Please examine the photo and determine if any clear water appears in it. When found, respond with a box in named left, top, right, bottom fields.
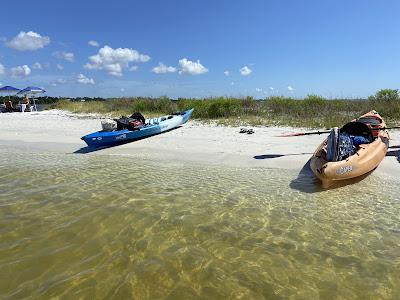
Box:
left=1, top=146, right=400, bottom=299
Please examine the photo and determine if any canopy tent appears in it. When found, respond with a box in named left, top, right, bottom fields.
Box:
left=16, top=86, right=46, bottom=111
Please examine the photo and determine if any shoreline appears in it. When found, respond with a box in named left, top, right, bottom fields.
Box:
left=1, top=110, right=399, bottom=180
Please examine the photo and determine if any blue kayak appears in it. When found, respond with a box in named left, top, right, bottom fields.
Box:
left=81, top=108, right=194, bottom=147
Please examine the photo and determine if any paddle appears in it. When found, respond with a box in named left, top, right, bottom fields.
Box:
left=277, top=126, right=400, bottom=137
left=277, top=130, right=330, bottom=137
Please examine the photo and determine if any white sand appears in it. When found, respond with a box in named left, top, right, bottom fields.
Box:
left=1, top=110, right=399, bottom=179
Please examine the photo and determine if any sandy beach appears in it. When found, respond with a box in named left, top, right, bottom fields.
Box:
left=1, top=110, right=399, bottom=179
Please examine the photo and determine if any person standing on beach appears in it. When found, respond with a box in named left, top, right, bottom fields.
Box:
left=20, top=95, right=30, bottom=112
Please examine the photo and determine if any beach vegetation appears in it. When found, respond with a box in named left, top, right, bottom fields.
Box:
left=368, top=89, right=399, bottom=102
left=48, top=91, right=400, bottom=128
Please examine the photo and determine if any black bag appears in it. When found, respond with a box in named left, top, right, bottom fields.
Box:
left=129, top=112, right=145, bottom=124
left=115, top=116, right=131, bottom=130
left=115, top=112, right=145, bottom=130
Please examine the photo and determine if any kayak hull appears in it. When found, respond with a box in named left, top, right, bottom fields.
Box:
left=310, top=111, right=389, bottom=187
left=81, top=109, right=193, bottom=147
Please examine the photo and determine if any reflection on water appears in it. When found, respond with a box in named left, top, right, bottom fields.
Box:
left=0, top=146, right=400, bottom=299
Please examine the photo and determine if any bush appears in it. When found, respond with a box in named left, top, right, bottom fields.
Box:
left=304, top=94, right=326, bottom=105
left=369, top=89, right=399, bottom=102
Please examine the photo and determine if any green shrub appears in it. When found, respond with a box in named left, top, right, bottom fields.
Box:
left=369, top=89, right=399, bottom=102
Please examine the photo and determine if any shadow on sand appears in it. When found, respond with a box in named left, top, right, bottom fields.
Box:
left=387, top=145, right=400, bottom=163
left=74, top=126, right=182, bottom=154
left=289, top=146, right=400, bottom=193
left=288, top=159, right=325, bottom=193
left=289, top=159, right=374, bottom=193
left=254, top=146, right=400, bottom=193
left=253, top=153, right=312, bottom=160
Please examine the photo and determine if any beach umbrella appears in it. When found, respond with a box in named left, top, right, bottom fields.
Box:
left=0, top=85, right=20, bottom=100
left=17, top=86, right=46, bottom=95
left=17, top=86, right=46, bottom=111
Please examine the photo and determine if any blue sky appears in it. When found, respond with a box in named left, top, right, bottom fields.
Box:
left=1, top=0, right=400, bottom=98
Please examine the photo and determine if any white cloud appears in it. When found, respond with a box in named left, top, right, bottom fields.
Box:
left=6, top=31, right=50, bottom=51
left=178, top=58, right=208, bottom=75
left=88, top=40, right=99, bottom=47
left=56, top=64, right=64, bottom=70
left=269, top=87, right=274, bottom=91
left=231, top=81, right=235, bottom=86
left=10, top=65, right=31, bottom=77
left=120, top=88, right=125, bottom=92
left=152, top=62, right=177, bottom=74
left=51, top=78, right=67, bottom=86
left=32, top=62, right=42, bottom=70
left=288, top=86, right=294, bottom=91
left=0, top=64, right=5, bottom=75
left=76, top=74, right=95, bottom=85
left=224, top=71, right=230, bottom=76
left=255, top=88, right=262, bottom=92
left=84, top=45, right=150, bottom=76
left=240, top=66, right=252, bottom=76
left=129, top=66, right=138, bottom=71
left=63, top=52, right=74, bottom=62
left=54, top=51, right=75, bottom=62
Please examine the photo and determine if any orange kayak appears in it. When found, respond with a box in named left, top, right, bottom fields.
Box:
left=310, top=111, right=389, bottom=187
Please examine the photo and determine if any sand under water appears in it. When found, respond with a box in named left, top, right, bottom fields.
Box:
left=1, top=111, right=400, bottom=299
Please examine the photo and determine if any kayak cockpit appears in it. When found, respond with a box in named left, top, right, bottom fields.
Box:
left=325, top=121, right=374, bottom=162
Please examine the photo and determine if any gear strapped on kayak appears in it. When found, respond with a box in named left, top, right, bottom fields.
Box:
left=113, top=112, right=146, bottom=131
left=81, top=109, right=194, bottom=148
left=326, top=121, right=373, bottom=162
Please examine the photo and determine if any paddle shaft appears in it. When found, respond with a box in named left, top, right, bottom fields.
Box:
left=294, top=130, right=330, bottom=136
left=279, top=126, right=400, bottom=137
left=376, top=126, right=400, bottom=130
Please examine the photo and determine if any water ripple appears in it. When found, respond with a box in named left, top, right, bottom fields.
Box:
left=0, top=145, right=399, bottom=299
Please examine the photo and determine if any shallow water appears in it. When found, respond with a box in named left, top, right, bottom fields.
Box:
left=0, top=146, right=399, bottom=299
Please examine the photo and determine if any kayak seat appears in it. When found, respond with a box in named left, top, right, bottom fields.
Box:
left=357, top=116, right=383, bottom=138
left=341, top=121, right=373, bottom=143
left=326, top=127, right=339, bottom=162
